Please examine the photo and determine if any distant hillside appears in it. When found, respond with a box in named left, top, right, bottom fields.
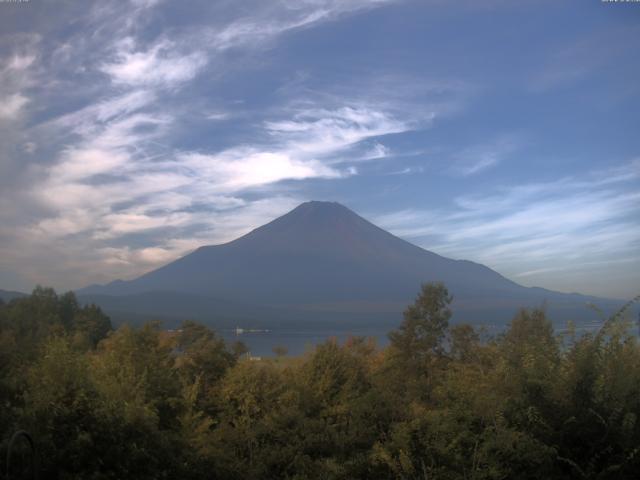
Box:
left=78, top=201, right=623, bottom=328
left=0, top=289, right=28, bottom=303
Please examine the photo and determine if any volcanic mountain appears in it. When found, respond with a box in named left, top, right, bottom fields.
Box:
left=78, top=201, right=618, bottom=327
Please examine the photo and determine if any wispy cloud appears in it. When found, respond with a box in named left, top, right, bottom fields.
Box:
left=207, top=0, right=398, bottom=51
left=0, top=34, right=40, bottom=194
left=264, top=105, right=408, bottom=162
left=450, top=135, right=522, bottom=176
left=205, top=111, right=231, bottom=121
left=174, top=104, right=410, bottom=192
left=0, top=93, right=29, bottom=119
left=388, top=165, right=425, bottom=175
left=100, top=37, right=207, bottom=87
left=35, top=102, right=409, bottom=238
left=529, top=25, right=640, bottom=92
left=375, top=160, right=640, bottom=297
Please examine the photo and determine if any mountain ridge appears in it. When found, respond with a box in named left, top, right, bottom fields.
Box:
left=0, top=289, right=28, bottom=303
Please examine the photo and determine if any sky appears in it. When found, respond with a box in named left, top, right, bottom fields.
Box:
left=0, top=0, right=638, bottom=299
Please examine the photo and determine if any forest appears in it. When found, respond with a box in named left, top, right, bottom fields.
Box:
left=1, top=284, right=639, bottom=480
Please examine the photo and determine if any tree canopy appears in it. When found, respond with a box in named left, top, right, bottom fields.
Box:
left=1, top=284, right=639, bottom=479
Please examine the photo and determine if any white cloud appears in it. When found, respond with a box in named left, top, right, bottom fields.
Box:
left=94, top=90, right=156, bottom=123
left=101, top=37, right=207, bottom=87
left=97, top=211, right=194, bottom=238
left=457, top=156, right=498, bottom=176
left=206, top=111, right=231, bottom=121
left=166, top=104, right=411, bottom=196
left=51, top=148, right=130, bottom=182
left=451, top=135, right=521, bottom=176
left=5, top=54, right=36, bottom=71
left=360, top=142, right=391, bottom=161
left=180, top=150, right=344, bottom=191
left=265, top=106, right=408, bottom=160
left=208, top=0, right=396, bottom=51
left=0, top=94, right=29, bottom=119
left=0, top=40, right=39, bottom=130
left=389, top=165, right=425, bottom=175
left=129, top=0, right=163, bottom=8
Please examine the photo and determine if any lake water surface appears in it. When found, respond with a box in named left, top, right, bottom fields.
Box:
left=219, top=319, right=617, bottom=357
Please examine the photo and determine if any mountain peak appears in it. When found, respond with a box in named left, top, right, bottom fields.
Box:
left=297, top=200, right=348, bottom=208
left=289, top=200, right=354, bottom=217
left=241, top=200, right=369, bottom=243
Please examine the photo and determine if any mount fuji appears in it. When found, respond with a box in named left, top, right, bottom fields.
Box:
left=78, top=201, right=620, bottom=328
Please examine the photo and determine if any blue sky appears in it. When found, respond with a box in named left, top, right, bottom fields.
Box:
left=0, top=0, right=638, bottom=299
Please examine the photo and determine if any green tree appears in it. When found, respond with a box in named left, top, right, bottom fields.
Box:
left=72, top=303, right=112, bottom=348
left=449, top=323, right=480, bottom=363
left=212, top=360, right=291, bottom=479
left=388, top=282, right=452, bottom=363
left=384, top=282, right=452, bottom=403
left=175, top=320, right=238, bottom=414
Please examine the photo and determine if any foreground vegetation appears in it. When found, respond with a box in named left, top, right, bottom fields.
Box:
left=1, top=284, right=639, bottom=479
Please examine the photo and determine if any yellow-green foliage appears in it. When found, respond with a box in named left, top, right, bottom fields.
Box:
left=1, top=285, right=639, bottom=479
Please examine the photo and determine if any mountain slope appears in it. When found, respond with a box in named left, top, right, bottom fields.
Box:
left=0, top=289, right=28, bottom=303
left=79, top=201, right=620, bottom=325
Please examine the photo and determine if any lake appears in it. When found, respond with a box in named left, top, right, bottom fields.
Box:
left=218, top=319, right=621, bottom=357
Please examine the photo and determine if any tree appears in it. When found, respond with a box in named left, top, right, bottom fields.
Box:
left=449, top=323, right=480, bottom=363
left=175, top=320, right=237, bottom=413
left=213, top=360, right=291, bottom=479
left=58, top=291, right=79, bottom=330
left=72, top=303, right=112, bottom=348
left=388, top=282, right=452, bottom=366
